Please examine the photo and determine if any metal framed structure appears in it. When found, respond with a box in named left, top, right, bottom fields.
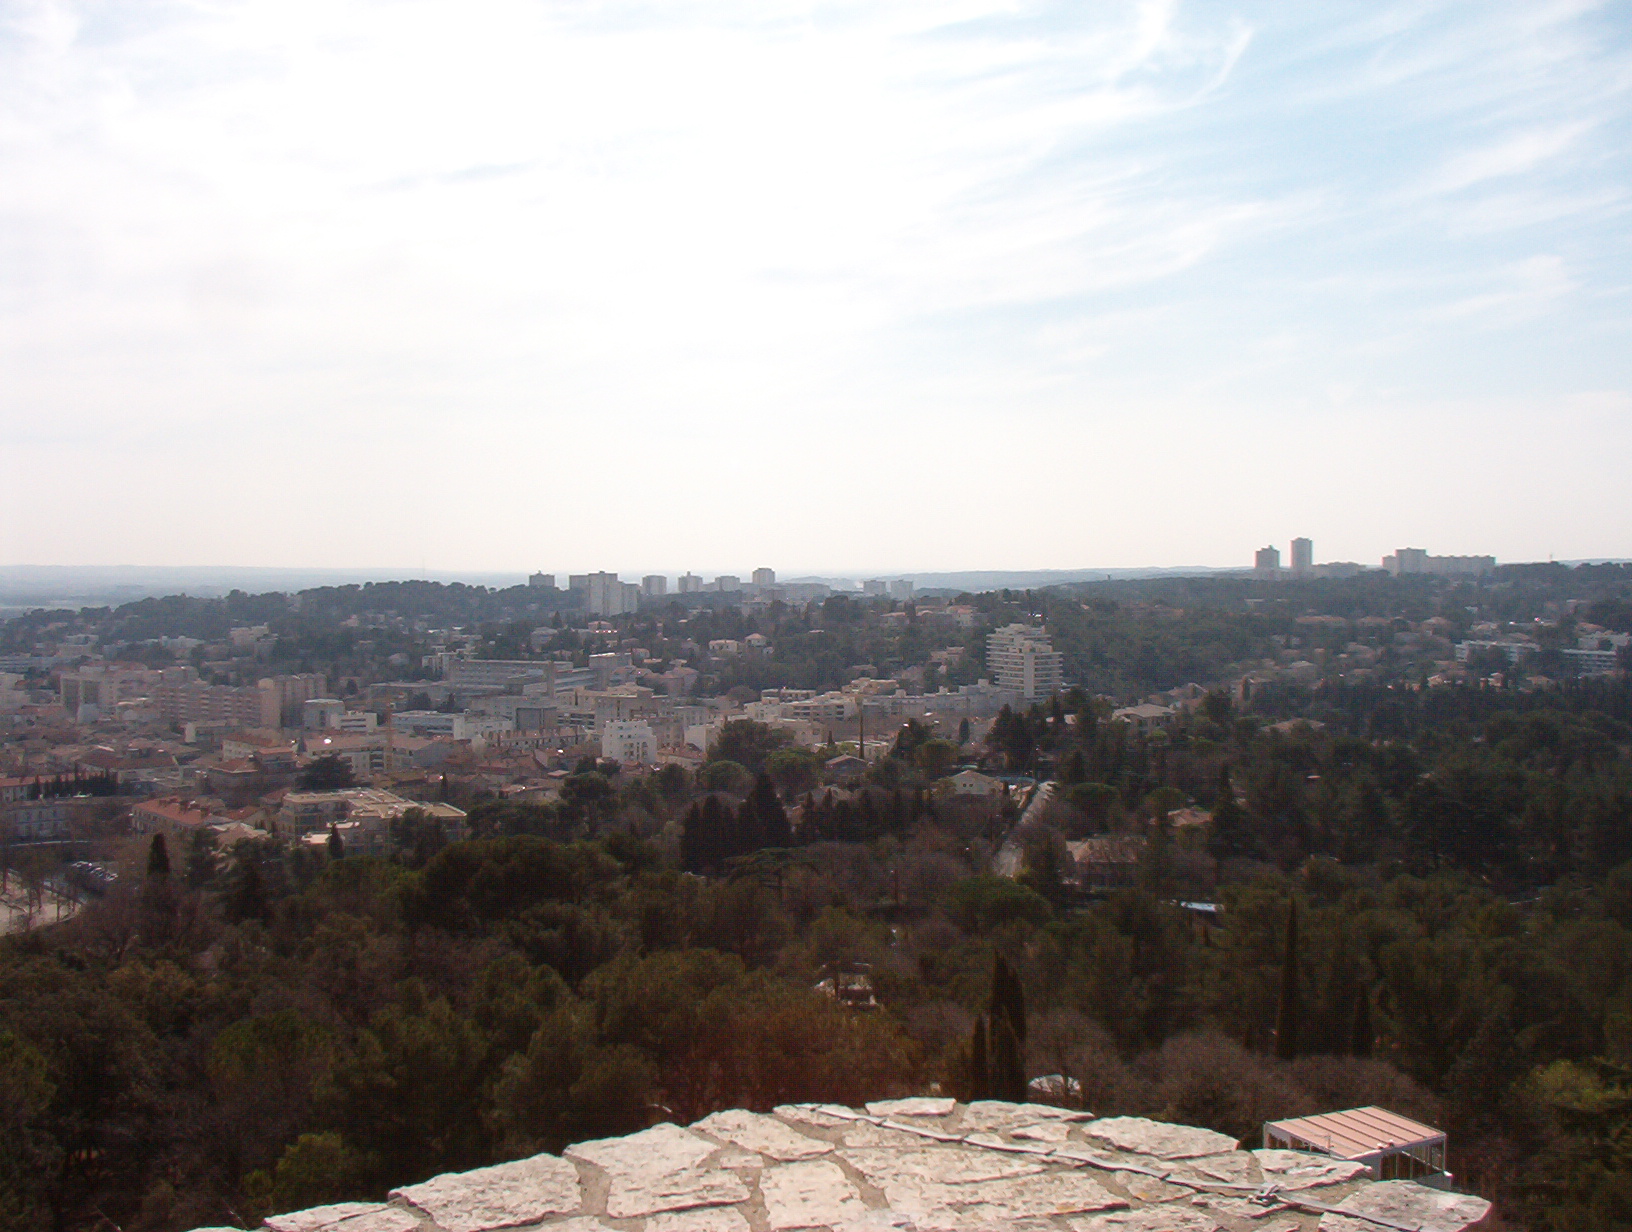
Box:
left=1263, top=1106, right=1449, bottom=1184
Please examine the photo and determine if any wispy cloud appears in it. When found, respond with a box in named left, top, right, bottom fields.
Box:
left=1, top=0, right=1630, bottom=570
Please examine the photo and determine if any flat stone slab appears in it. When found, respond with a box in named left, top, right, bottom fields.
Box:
left=1170, top=1151, right=1258, bottom=1185
left=604, top=1168, right=751, bottom=1219
left=1070, top=1208, right=1222, bottom=1232
left=1114, top=1171, right=1192, bottom=1204
left=645, top=1209, right=752, bottom=1232
left=959, top=1101, right=1090, bottom=1134
left=1319, top=1181, right=1492, bottom=1232
left=1254, top=1149, right=1370, bottom=1189
left=566, top=1123, right=717, bottom=1176
left=760, top=1159, right=869, bottom=1230
left=840, top=1122, right=936, bottom=1148
left=840, top=1145, right=1047, bottom=1187
left=1081, top=1117, right=1240, bottom=1160
left=883, top=1172, right=1128, bottom=1229
left=693, top=1110, right=832, bottom=1160
left=265, top=1204, right=384, bottom=1232
left=866, top=1097, right=956, bottom=1118
left=391, top=1154, right=580, bottom=1232
left=1009, top=1121, right=1073, bottom=1143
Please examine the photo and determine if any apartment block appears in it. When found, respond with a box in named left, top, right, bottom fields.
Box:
left=985, top=624, right=1065, bottom=701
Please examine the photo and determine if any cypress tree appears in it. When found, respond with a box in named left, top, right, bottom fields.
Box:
left=748, top=774, right=791, bottom=848
left=227, top=857, right=271, bottom=924
left=327, top=824, right=345, bottom=860
left=699, top=794, right=731, bottom=867
left=990, top=951, right=1028, bottom=1044
left=1351, top=985, right=1373, bottom=1058
left=146, top=832, right=171, bottom=880
left=986, top=952, right=1028, bottom=1101
left=680, top=802, right=703, bottom=872
left=1274, top=901, right=1301, bottom=1060
left=968, top=1014, right=990, bottom=1101
left=990, top=1007, right=1026, bottom=1102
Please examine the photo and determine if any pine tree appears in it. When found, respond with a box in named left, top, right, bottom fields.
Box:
left=1274, top=900, right=1301, bottom=1060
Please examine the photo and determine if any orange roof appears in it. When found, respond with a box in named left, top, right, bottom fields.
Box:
left=1265, top=1106, right=1443, bottom=1160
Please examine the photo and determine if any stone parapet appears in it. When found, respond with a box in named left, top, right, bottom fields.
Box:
left=195, top=1100, right=1493, bottom=1232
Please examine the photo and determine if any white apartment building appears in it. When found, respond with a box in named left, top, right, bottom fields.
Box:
left=714, top=575, right=742, bottom=592
left=752, top=568, right=776, bottom=586
left=678, top=573, right=703, bottom=593
left=1383, top=549, right=1496, bottom=577
left=985, top=624, right=1065, bottom=701
left=641, top=575, right=667, bottom=597
left=582, top=572, right=640, bottom=616
left=303, top=698, right=346, bottom=729
left=601, top=719, right=656, bottom=765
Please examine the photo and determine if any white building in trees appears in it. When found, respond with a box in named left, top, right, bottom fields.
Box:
left=985, top=624, right=1064, bottom=701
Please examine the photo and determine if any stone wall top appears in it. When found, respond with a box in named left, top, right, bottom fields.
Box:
left=202, top=1101, right=1493, bottom=1232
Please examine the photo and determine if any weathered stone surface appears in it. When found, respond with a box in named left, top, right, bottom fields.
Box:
left=840, top=1122, right=934, bottom=1148
left=883, top=1171, right=1128, bottom=1229
left=866, top=1097, right=956, bottom=1118
left=571, top=1123, right=748, bottom=1217
left=645, top=1208, right=753, bottom=1232
left=567, top=1123, right=717, bottom=1176
left=1254, top=1149, right=1370, bottom=1189
left=265, top=1204, right=383, bottom=1232
left=831, top=1215, right=916, bottom=1232
left=693, top=1110, right=832, bottom=1160
left=1318, top=1180, right=1492, bottom=1232
left=272, top=1101, right=1491, bottom=1232
left=839, top=1146, right=1046, bottom=1188
left=326, top=1209, right=422, bottom=1232
left=1112, top=1171, right=1192, bottom=1204
left=391, top=1154, right=580, bottom=1232
left=1178, top=1191, right=1311, bottom=1228
left=760, top=1159, right=869, bottom=1230
left=1169, top=1151, right=1258, bottom=1185
left=958, top=1101, right=1088, bottom=1134
left=1081, top=1117, right=1240, bottom=1160
left=1014, top=1121, right=1076, bottom=1144
left=1069, top=1207, right=1222, bottom=1232
left=604, top=1168, right=751, bottom=1219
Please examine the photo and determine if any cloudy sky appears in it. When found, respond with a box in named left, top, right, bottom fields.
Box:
left=2, top=0, right=1629, bottom=576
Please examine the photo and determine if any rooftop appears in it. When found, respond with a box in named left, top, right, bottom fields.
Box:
left=197, top=1100, right=1493, bottom=1232
left=1264, top=1107, right=1444, bottom=1163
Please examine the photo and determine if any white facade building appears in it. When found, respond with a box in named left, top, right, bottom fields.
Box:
left=985, top=624, right=1064, bottom=701
left=601, top=719, right=656, bottom=765
left=583, top=572, right=640, bottom=616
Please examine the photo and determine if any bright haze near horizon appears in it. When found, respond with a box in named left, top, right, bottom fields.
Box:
left=2, top=0, right=1630, bottom=579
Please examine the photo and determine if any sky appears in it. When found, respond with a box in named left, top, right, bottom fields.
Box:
left=2, top=0, right=1630, bottom=578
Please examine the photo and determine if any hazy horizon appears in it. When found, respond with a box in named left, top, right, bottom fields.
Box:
left=4, top=1, right=1630, bottom=571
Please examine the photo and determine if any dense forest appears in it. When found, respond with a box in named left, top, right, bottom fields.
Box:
left=5, top=672, right=1632, bottom=1230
